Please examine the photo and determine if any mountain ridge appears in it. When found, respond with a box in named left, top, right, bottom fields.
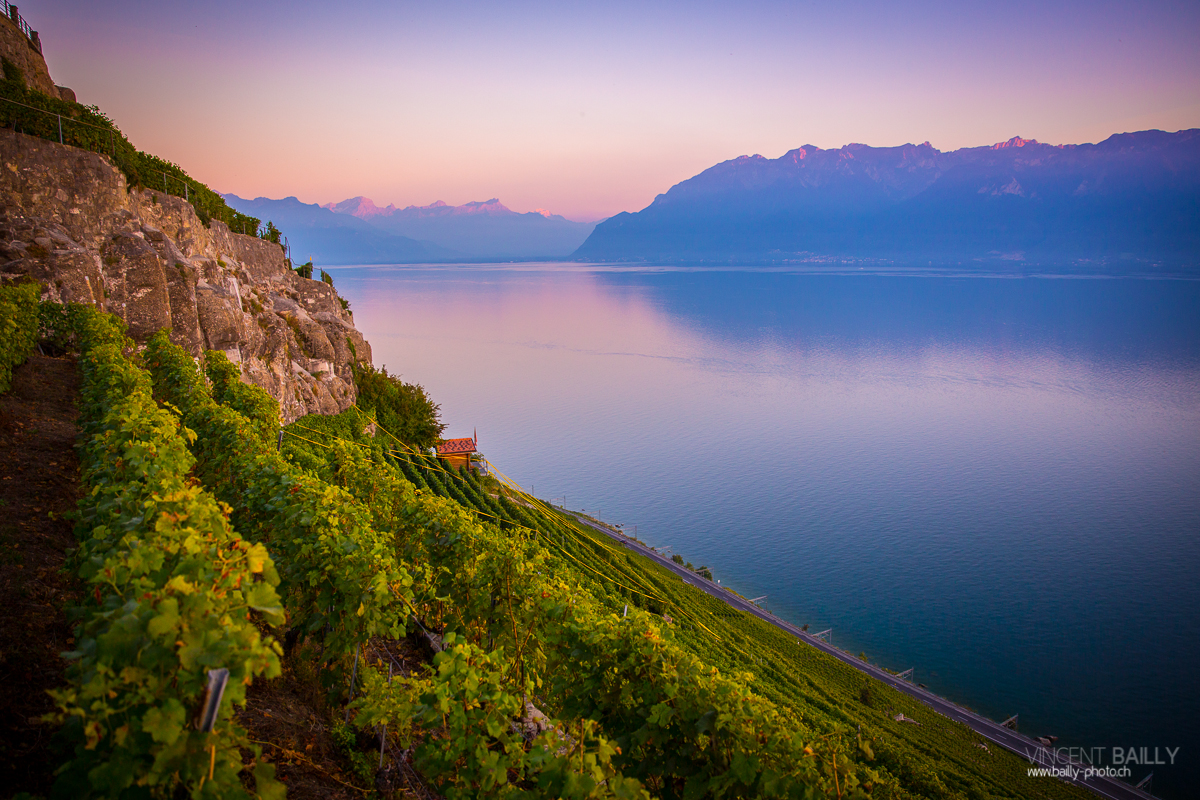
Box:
left=326, top=196, right=565, bottom=220
left=320, top=195, right=597, bottom=258
left=575, top=128, right=1200, bottom=267
left=222, top=194, right=456, bottom=264
left=224, top=194, right=597, bottom=262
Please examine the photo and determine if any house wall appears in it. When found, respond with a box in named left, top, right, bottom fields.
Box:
left=439, top=453, right=472, bottom=471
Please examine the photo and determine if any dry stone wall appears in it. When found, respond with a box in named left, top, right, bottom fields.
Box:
left=0, top=129, right=371, bottom=421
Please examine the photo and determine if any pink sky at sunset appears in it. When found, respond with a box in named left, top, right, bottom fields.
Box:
left=28, top=0, right=1200, bottom=221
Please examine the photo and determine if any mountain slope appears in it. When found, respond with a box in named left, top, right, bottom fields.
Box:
left=575, top=130, right=1200, bottom=267
left=326, top=196, right=596, bottom=258
left=223, top=194, right=454, bottom=265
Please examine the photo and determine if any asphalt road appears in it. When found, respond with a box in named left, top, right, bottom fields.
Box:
left=567, top=512, right=1155, bottom=800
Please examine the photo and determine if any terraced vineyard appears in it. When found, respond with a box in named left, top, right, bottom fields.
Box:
left=27, top=299, right=1091, bottom=798
left=279, top=406, right=1089, bottom=800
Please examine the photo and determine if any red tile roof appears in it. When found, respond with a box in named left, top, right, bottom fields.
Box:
left=437, top=437, right=477, bottom=455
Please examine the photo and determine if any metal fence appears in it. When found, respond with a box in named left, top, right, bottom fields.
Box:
left=0, top=6, right=271, bottom=239
left=1, top=91, right=271, bottom=237
left=2, top=2, right=39, bottom=51
left=0, top=93, right=112, bottom=149
left=0, top=94, right=209, bottom=209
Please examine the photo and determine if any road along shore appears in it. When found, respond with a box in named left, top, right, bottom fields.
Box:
left=564, top=512, right=1155, bottom=800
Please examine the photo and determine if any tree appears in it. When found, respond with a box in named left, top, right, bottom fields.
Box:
left=352, top=363, right=445, bottom=450
left=260, top=219, right=282, bottom=245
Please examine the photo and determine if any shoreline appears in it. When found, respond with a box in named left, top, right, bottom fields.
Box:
left=562, top=510, right=1157, bottom=800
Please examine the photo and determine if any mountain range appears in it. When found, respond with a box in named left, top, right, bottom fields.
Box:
left=221, top=195, right=446, bottom=265
left=324, top=197, right=595, bottom=259
left=223, top=195, right=595, bottom=264
left=574, top=129, right=1200, bottom=268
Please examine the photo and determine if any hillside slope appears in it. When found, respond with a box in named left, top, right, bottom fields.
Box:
left=277, top=420, right=1097, bottom=800
left=1, top=131, right=371, bottom=421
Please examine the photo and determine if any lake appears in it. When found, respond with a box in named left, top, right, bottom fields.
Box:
left=331, top=264, right=1200, bottom=797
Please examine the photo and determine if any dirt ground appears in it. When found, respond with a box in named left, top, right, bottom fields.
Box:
left=0, top=353, right=83, bottom=797
left=236, top=634, right=438, bottom=800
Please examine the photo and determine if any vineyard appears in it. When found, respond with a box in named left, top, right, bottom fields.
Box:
left=0, top=280, right=39, bottom=392
left=21, top=301, right=1092, bottom=798
left=45, top=306, right=284, bottom=799
left=280, top=411, right=1090, bottom=800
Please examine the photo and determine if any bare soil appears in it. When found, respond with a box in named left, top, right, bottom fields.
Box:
left=235, top=634, right=437, bottom=800
left=0, top=353, right=83, bottom=798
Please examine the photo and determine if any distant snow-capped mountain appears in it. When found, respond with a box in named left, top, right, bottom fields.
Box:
left=323, top=197, right=595, bottom=258
left=221, top=195, right=453, bottom=265
left=222, top=194, right=596, bottom=263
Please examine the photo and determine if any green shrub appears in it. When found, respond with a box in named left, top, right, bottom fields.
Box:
left=352, top=363, right=444, bottom=450
left=259, top=220, right=281, bottom=245
left=282, top=406, right=377, bottom=477
left=0, top=80, right=262, bottom=235
left=0, top=281, right=40, bottom=392
left=204, top=349, right=280, bottom=449
left=354, top=635, right=650, bottom=799
left=2, top=56, right=24, bottom=85
left=37, top=299, right=90, bottom=356
left=144, top=333, right=413, bottom=661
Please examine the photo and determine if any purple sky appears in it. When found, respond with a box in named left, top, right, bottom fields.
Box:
left=30, top=0, right=1200, bottom=220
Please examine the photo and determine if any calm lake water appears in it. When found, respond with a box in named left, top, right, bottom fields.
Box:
left=332, top=264, right=1200, bottom=797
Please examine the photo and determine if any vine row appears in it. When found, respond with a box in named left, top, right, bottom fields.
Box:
left=51, top=307, right=285, bottom=799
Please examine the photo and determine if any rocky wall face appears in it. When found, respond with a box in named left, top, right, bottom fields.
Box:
left=0, top=16, right=59, bottom=97
left=0, top=129, right=372, bottom=422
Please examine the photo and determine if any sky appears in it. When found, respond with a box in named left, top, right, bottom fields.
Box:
left=30, top=0, right=1200, bottom=221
